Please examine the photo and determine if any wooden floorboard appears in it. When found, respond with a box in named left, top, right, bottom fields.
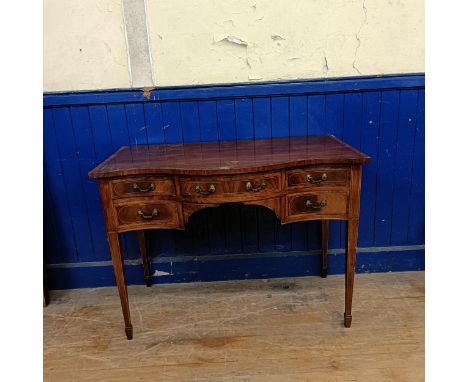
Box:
left=44, top=271, right=424, bottom=381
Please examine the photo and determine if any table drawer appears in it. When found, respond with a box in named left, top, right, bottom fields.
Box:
left=115, top=200, right=181, bottom=228
left=180, top=172, right=281, bottom=200
left=287, top=167, right=349, bottom=188
left=286, top=191, right=348, bottom=220
left=111, top=176, right=175, bottom=199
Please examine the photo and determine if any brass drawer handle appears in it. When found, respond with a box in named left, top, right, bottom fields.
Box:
left=305, top=199, right=327, bottom=210
left=306, top=173, right=327, bottom=184
left=195, top=184, right=216, bottom=195
left=138, top=208, right=159, bottom=219
left=132, top=182, right=155, bottom=193
left=246, top=180, right=267, bottom=192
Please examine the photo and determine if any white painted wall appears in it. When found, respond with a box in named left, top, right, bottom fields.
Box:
left=43, top=0, right=131, bottom=92
left=148, top=0, right=424, bottom=86
left=43, top=0, right=424, bottom=92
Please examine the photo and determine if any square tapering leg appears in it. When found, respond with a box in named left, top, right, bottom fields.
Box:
left=321, top=220, right=329, bottom=278
left=137, top=230, right=153, bottom=287
left=108, top=232, right=133, bottom=340
left=344, top=219, right=359, bottom=328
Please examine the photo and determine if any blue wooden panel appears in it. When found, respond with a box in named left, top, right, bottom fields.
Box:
left=307, top=221, right=321, bottom=251
left=307, top=95, right=326, bottom=135
left=145, top=230, right=158, bottom=257
left=52, top=108, right=95, bottom=262
left=125, top=104, right=148, bottom=145
left=88, top=105, right=113, bottom=162
left=174, top=229, right=193, bottom=255
left=291, top=222, right=308, bottom=251
left=343, top=93, right=363, bottom=149
left=198, top=101, right=219, bottom=142
left=161, top=102, right=183, bottom=143
left=69, top=106, right=109, bottom=261
left=107, top=104, right=130, bottom=149
left=144, top=103, right=165, bottom=144
left=224, top=204, right=243, bottom=254
left=216, top=100, right=236, bottom=141
left=407, top=89, right=425, bottom=244
left=274, top=220, right=291, bottom=252
left=43, top=168, right=64, bottom=264
left=241, top=205, right=259, bottom=253
left=153, top=230, right=177, bottom=256
left=207, top=206, right=227, bottom=254
left=188, top=209, right=210, bottom=255
left=391, top=90, right=419, bottom=245
left=253, top=98, right=272, bottom=139
left=358, top=91, right=381, bottom=247
left=257, top=206, right=275, bottom=252
left=325, top=94, right=345, bottom=139
left=373, top=91, right=399, bottom=246
left=44, top=109, right=77, bottom=263
left=180, top=101, right=201, bottom=143
left=289, top=96, right=307, bottom=136
left=235, top=98, right=254, bottom=140
left=271, top=97, right=289, bottom=138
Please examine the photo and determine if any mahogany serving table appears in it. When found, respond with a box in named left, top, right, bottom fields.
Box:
left=89, top=135, right=370, bottom=339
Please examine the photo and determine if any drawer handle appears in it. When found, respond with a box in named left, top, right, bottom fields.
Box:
left=132, top=182, right=155, bottom=193
left=306, top=173, right=328, bottom=184
left=138, top=208, right=159, bottom=220
left=195, top=184, right=216, bottom=195
left=305, top=199, right=327, bottom=210
left=246, top=180, right=267, bottom=192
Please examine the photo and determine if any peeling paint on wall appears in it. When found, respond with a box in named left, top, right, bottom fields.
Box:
left=146, top=0, right=424, bottom=87
left=44, top=0, right=424, bottom=91
left=215, top=35, right=249, bottom=46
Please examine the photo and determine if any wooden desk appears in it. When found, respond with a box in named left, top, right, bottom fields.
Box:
left=89, top=135, right=370, bottom=339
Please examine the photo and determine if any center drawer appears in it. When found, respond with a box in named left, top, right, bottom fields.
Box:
left=180, top=172, right=281, bottom=201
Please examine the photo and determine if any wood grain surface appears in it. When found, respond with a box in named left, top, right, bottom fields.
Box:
left=89, top=135, right=370, bottom=178
left=44, top=271, right=424, bottom=382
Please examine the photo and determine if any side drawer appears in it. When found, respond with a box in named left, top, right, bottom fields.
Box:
left=110, top=176, right=176, bottom=199
left=285, top=191, right=348, bottom=222
left=114, top=200, right=182, bottom=229
left=287, top=167, right=349, bottom=189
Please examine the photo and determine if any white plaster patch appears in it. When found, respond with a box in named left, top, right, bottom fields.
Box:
left=153, top=270, right=171, bottom=277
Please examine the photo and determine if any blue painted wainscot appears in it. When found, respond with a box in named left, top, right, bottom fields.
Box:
left=44, top=74, right=425, bottom=289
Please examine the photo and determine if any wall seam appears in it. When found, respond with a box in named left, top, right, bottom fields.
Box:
left=121, top=0, right=133, bottom=87
left=143, top=0, right=155, bottom=85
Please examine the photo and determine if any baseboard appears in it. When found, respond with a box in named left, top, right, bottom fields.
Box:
left=46, top=246, right=425, bottom=290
